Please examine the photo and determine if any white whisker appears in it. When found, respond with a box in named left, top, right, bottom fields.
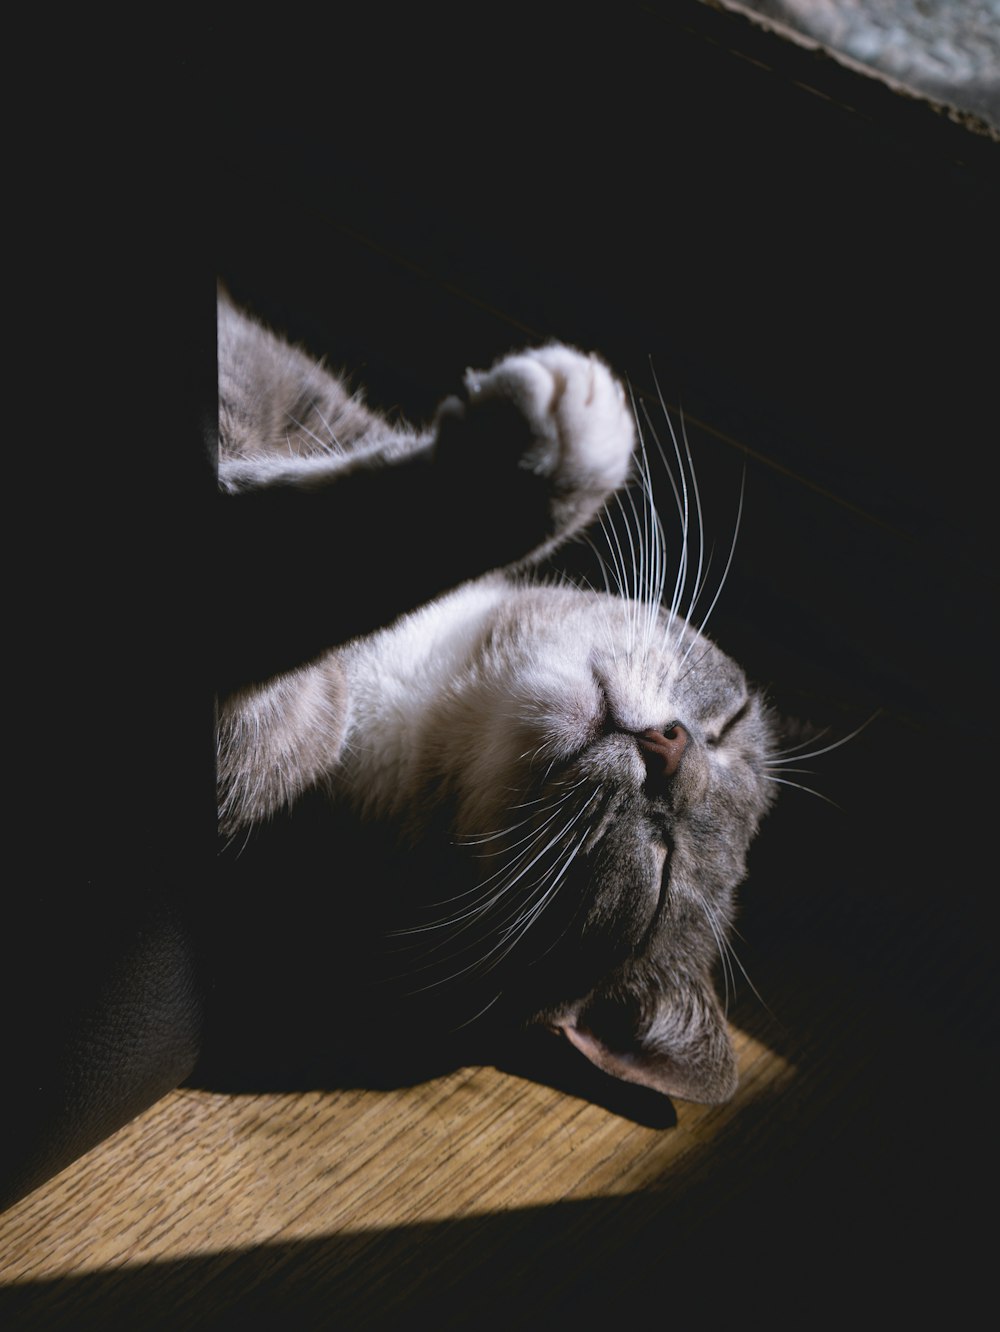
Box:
left=393, top=788, right=601, bottom=952
left=678, top=465, right=745, bottom=673
left=768, top=711, right=880, bottom=765
left=763, top=775, right=842, bottom=808
left=768, top=728, right=832, bottom=758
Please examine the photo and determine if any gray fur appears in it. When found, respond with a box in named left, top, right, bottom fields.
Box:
left=216, top=296, right=778, bottom=1104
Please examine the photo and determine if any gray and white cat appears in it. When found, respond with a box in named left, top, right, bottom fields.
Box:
left=212, top=294, right=778, bottom=1105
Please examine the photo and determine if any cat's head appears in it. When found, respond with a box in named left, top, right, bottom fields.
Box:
left=393, top=583, right=778, bottom=1104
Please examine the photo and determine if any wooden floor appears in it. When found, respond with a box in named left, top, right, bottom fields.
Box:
left=2, top=747, right=993, bottom=1327
left=1, top=1026, right=796, bottom=1326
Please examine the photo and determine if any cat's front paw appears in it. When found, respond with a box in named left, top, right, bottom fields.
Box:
left=465, top=344, right=635, bottom=500
left=437, top=344, right=635, bottom=559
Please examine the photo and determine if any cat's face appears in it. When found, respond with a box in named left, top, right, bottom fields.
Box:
left=395, top=584, right=777, bottom=1103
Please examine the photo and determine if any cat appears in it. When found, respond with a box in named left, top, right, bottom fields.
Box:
left=208, top=293, right=779, bottom=1106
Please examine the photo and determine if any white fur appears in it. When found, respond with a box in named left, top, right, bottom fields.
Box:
left=335, top=579, right=703, bottom=838
left=464, top=344, right=634, bottom=503
left=214, top=299, right=779, bottom=1104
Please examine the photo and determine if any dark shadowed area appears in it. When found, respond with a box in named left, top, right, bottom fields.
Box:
left=3, top=2, right=996, bottom=1325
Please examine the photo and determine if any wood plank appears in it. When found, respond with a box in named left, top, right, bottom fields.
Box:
left=0, top=1026, right=785, bottom=1290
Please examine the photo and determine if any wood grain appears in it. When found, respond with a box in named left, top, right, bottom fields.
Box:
left=0, top=1025, right=793, bottom=1322
left=1, top=808, right=991, bottom=1331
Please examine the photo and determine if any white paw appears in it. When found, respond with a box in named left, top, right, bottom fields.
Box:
left=464, top=344, right=635, bottom=500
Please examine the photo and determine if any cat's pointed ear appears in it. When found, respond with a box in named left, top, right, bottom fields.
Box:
left=551, top=976, right=737, bottom=1105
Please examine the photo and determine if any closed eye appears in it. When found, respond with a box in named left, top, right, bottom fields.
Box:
left=706, top=697, right=751, bottom=747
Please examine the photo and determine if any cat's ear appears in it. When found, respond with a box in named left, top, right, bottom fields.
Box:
left=550, top=975, right=738, bottom=1105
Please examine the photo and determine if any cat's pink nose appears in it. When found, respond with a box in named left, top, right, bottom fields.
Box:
left=635, top=724, right=688, bottom=781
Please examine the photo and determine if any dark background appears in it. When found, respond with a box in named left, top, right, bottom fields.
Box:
left=6, top=1, right=997, bottom=1320
left=215, top=4, right=1000, bottom=1311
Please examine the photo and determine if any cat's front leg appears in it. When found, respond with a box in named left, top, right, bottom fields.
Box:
left=433, top=343, right=635, bottom=561
left=216, top=342, right=634, bottom=693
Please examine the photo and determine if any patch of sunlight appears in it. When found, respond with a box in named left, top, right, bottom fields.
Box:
left=1, top=1028, right=797, bottom=1281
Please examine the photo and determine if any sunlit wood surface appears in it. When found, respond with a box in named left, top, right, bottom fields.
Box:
left=1, top=865, right=992, bottom=1331
left=0, top=1029, right=781, bottom=1265
left=0, top=1025, right=799, bottom=1327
